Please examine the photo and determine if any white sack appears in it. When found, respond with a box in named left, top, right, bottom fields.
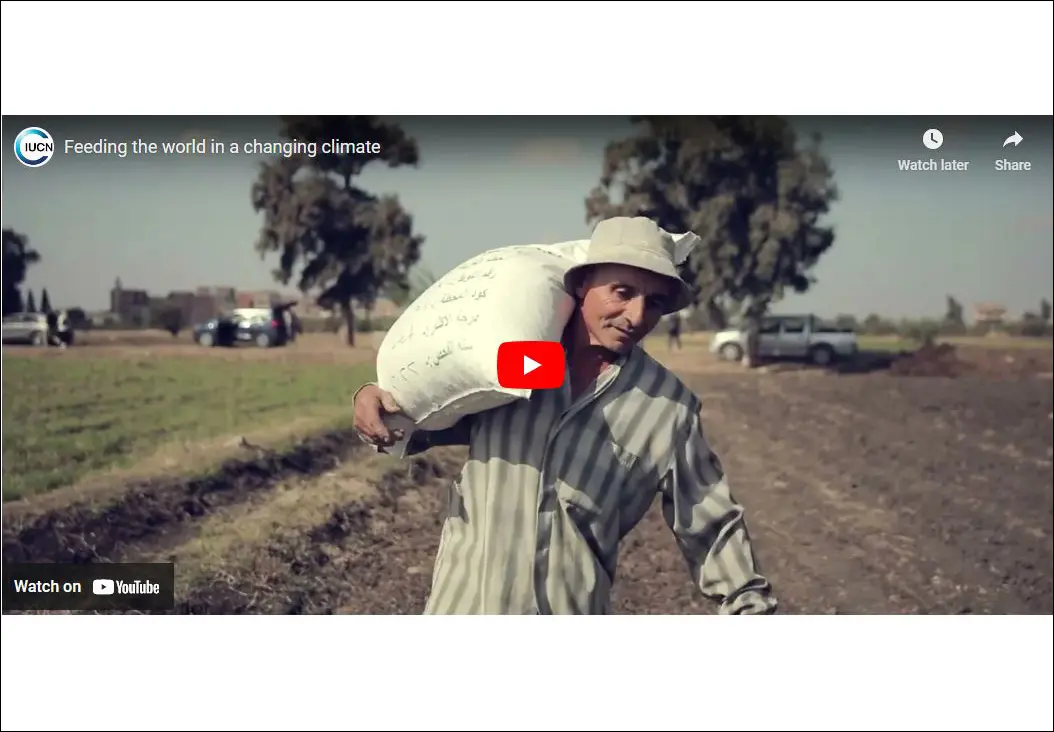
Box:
left=375, top=240, right=587, bottom=450
left=374, top=230, right=701, bottom=457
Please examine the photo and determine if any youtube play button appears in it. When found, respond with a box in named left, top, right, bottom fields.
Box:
left=497, top=341, right=565, bottom=390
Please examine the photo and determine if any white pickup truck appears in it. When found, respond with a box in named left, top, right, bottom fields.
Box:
left=708, top=314, right=858, bottom=366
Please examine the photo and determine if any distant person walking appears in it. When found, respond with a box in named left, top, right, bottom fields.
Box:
left=44, top=309, right=72, bottom=348
left=45, top=310, right=60, bottom=347
left=56, top=309, right=73, bottom=347
left=666, top=310, right=682, bottom=350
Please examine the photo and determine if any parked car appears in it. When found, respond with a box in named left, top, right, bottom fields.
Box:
left=192, top=303, right=298, bottom=348
left=709, top=314, right=858, bottom=366
left=1, top=312, right=50, bottom=346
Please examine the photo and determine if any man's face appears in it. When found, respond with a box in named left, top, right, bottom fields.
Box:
left=575, top=264, right=672, bottom=354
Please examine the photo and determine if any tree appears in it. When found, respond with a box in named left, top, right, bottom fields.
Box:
left=943, top=295, right=965, bottom=334
left=385, top=264, right=438, bottom=308
left=67, top=307, right=88, bottom=329
left=150, top=302, right=185, bottom=337
left=2, top=228, right=41, bottom=316
left=25, top=289, right=36, bottom=313
left=40, top=288, right=52, bottom=314
left=586, top=116, right=839, bottom=364
left=833, top=313, right=859, bottom=331
left=250, top=116, right=425, bottom=346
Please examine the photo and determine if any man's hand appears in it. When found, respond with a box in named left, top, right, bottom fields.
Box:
left=353, top=384, right=406, bottom=449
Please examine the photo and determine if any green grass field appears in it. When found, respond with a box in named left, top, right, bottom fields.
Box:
left=2, top=354, right=375, bottom=501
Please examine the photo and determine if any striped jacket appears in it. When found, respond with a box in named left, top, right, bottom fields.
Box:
left=375, top=345, right=777, bottom=615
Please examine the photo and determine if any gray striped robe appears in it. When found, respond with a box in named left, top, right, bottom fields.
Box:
left=378, top=345, right=777, bottom=615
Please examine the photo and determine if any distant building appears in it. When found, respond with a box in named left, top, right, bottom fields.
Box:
left=101, top=281, right=408, bottom=330
left=236, top=289, right=283, bottom=308
left=110, top=277, right=150, bottom=326
left=165, top=290, right=196, bottom=316
left=973, top=302, right=1007, bottom=326
left=196, top=285, right=237, bottom=311
left=163, top=290, right=219, bottom=325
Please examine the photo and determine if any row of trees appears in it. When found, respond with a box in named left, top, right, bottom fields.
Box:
left=830, top=296, right=1053, bottom=340
left=2, top=116, right=847, bottom=352
left=17, top=116, right=1041, bottom=350
left=10, top=286, right=55, bottom=315
left=254, top=117, right=1054, bottom=355
left=250, top=116, right=840, bottom=352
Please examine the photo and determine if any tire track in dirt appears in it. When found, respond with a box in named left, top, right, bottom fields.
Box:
left=1, top=429, right=369, bottom=566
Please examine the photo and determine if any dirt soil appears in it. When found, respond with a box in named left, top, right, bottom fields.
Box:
left=4, top=366, right=1052, bottom=615
left=2, top=429, right=363, bottom=565
left=889, top=342, right=1054, bottom=379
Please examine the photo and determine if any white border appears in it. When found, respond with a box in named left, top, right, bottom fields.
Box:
left=2, top=2, right=1053, bottom=730
left=1, top=1, right=1052, bottom=115
left=1, top=615, right=1052, bottom=730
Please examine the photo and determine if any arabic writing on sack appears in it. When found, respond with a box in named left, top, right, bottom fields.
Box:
left=405, top=261, right=498, bottom=314
left=385, top=253, right=511, bottom=382
left=384, top=246, right=572, bottom=383
left=389, top=311, right=482, bottom=350
left=394, top=335, right=476, bottom=382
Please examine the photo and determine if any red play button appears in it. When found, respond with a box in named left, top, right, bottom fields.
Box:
left=496, top=341, right=565, bottom=390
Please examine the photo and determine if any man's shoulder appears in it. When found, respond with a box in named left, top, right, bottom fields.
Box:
left=626, top=347, right=703, bottom=416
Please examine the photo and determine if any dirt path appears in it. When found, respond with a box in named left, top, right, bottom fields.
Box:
left=4, top=369, right=1050, bottom=615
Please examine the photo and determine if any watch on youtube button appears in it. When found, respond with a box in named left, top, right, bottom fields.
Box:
left=497, top=341, right=565, bottom=390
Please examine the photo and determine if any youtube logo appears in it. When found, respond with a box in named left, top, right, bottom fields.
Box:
left=497, top=341, right=565, bottom=390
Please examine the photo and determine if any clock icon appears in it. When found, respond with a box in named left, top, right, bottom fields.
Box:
left=923, top=128, right=944, bottom=150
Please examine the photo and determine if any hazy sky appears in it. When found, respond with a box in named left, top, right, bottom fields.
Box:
left=3, top=115, right=1052, bottom=320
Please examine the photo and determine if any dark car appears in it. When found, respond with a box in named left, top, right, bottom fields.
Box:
left=193, top=303, right=298, bottom=348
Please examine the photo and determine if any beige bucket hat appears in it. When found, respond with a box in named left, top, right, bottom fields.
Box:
left=564, top=216, right=698, bottom=315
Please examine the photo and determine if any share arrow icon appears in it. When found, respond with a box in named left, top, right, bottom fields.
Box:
left=1002, top=131, right=1023, bottom=148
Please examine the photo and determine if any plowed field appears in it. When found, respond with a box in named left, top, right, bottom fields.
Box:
left=4, top=335, right=1050, bottom=614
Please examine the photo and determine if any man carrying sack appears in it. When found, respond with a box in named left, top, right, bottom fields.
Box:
left=354, top=216, right=778, bottom=615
